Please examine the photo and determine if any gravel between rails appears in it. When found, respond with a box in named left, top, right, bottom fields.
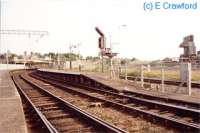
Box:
left=24, top=74, right=178, bottom=133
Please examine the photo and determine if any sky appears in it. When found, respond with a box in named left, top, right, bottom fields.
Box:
left=0, top=0, right=200, bottom=60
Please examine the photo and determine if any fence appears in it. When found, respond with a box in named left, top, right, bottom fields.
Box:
left=35, top=60, right=200, bottom=82
left=36, top=59, right=200, bottom=96
left=119, top=62, right=200, bottom=96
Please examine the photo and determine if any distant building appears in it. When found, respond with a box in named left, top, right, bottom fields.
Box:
left=197, top=51, right=200, bottom=63
left=179, top=35, right=198, bottom=63
left=198, top=51, right=200, bottom=56
left=162, top=57, right=179, bottom=63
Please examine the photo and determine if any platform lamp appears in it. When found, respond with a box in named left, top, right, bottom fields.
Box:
left=118, top=24, right=127, bottom=78
left=118, top=24, right=127, bottom=45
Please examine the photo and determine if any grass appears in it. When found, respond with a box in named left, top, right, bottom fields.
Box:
left=121, top=69, right=200, bottom=81
left=192, top=71, right=200, bottom=81
left=58, top=62, right=200, bottom=82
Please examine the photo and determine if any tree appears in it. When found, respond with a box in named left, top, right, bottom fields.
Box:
left=86, top=56, right=100, bottom=61
left=63, top=53, right=78, bottom=61
left=131, top=57, right=137, bottom=62
left=47, top=52, right=57, bottom=61
left=120, top=58, right=131, bottom=65
left=86, top=56, right=93, bottom=60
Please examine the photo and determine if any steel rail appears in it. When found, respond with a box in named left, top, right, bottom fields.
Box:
left=120, top=75, right=200, bottom=88
left=12, top=75, right=59, bottom=133
left=18, top=75, right=128, bottom=133
left=31, top=72, right=200, bottom=112
left=35, top=70, right=200, bottom=107
left=27, top=73, right=200, bottom=132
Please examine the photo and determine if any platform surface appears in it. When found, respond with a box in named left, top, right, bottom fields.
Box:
left=37, top=69, right=200, bottom=104
left=0, top=64, right=24, bottom=70
left=0, top=70, right=27, bottom=133
left=84, top=72, right=200, bottom=104
left=39, top=68, right=80, bottom=75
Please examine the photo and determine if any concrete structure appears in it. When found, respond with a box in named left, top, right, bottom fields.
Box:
left=0, top=64, right=24, bottom=70
left=38, top=69, right=200, bottom=104
left=179, top=35, right=197, bottom=63
left=95, top=27, right=118, bottom=79
left=0, top=70, right=27, bottom=133
left=180, top=63, right=191, bottom=96
left=197, top=51, right=200, bottom=63
left=198, top=51, right=200, bottom=56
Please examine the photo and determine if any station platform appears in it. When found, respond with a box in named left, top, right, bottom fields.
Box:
left=37, top=69, right=200, bottom=104
left=84, top=72, right=200, bottom=104
left=0, top=70, right=27, bottom=133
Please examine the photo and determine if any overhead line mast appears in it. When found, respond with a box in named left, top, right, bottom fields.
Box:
left=0, top=29, right=49, bottom=68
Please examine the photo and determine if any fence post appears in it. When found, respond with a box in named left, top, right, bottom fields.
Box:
left=141, top=65, right=144, bottom=87
left=118, top=66, right=121, bottom=79
left=180, top=63, right=192, bottom=96
left=125, top=60, right=127, bottom=80
left=147, top=64, right=151, bottom=72
left=161, top=68, right=165, bottom=92
left=110, top=57, right=113, bottom=79
left=79, top=64, right=81, bottom=72
left=101, top=55, right=104, bottom=73
left=187, top=63, right=192, bottom=96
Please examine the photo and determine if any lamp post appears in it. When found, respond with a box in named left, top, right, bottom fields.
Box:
left=69, top=43, right=79, bottom=70
left=76, top=43, right=81, bottom=72
left=118, top=25, right=127, bottom=46
left=118, top=25, right=127, bottom=78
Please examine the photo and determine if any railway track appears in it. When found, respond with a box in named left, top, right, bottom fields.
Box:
left=32, top=71, right=200, bottom=109
left=28, top=71, right=200, bottom=132
left=35, top=70, right=200, bottom=108
left=12, top=72, right=127, bottom=133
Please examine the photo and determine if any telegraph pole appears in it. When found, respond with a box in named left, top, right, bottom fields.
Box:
left=69, top=44, right=72, bottom=70
left=101, top=55, right=104, bottom=73
left=68, top=44, right=78, bottom=70
left=57, top=53, right=60, bottom=69
left=6, top=50, right=9, bottom=69
left=77, top=43, right=81, bottom=72
left=24, top=51, right=27, bottom=69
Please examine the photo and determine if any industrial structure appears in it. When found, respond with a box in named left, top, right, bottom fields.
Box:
left=197, top=50, right=200, bottom=63
left=179, top=35, right=199, bottom=63
left=95, top=27, right=118, bottom=78
left=95, top=27, right=118, bottom=58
